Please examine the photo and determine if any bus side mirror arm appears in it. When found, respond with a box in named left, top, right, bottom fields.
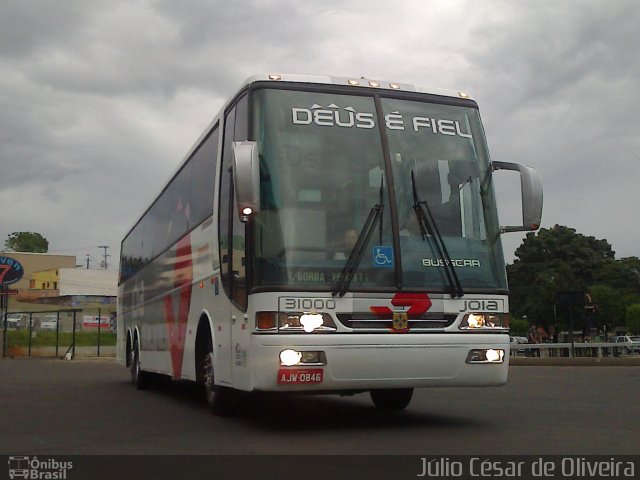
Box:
left=492, top=161, right=543, bottom=234
left=232, top=141, right=261, bottom=222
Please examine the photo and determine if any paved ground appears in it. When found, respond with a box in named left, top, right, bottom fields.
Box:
left=1, top=358, right=639, bottom=456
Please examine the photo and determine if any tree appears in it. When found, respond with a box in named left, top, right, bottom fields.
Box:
left=593, top=256, right=640, bottom=297
left=4, top=232, right=49, bottom=253
left=627, top=305, right=640, bottom=335
left=589, top=285, right=625, bottom=332
left=507, top=225, right=615, bottom=332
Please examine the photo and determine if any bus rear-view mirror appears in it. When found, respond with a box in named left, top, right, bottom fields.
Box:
left=232, top=141, right=261, bottom=222
left=492, top=161, right=543, bottom=233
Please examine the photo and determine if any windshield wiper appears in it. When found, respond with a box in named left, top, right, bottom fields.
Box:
left=411, top=170, right=464, bottom=298
left=333, top=176, right=385, bottom=297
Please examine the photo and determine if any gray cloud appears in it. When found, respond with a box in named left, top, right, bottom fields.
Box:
left=0, top=1, right=95, bottom=58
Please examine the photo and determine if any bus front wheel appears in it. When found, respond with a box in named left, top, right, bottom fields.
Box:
left=370, top=388, right=413, bottom=411
left=204, top=352, right=235, bottom=416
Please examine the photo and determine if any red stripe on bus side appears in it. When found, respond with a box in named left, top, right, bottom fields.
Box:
left=163, top=235, right=193, bottom=378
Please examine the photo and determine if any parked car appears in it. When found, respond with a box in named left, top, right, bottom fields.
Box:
left=40, top=315, right=59, bottom=331
left=611, top=335, right=640, bottom=354
left=509, top=336, right=528, bottom=356
left=5, top=313, right=27, bottom=330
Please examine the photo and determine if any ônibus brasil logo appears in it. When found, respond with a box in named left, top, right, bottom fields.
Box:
left=8, top=456, right=73, bottom=480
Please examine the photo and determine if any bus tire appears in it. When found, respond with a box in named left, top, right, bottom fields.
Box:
left=204, top=351, right=235, bottom=416
left=370, top=388, right=413, bottom=411
left=130, top=341, right=153, bottom=390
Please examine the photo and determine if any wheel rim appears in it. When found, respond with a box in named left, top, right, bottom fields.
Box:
left=131, top=348, right=139, bottom=383
left=204, top=352, right=215, bottom=404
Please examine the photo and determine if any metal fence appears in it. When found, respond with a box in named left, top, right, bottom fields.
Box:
left=5, top=313, right=636, bottom=361
left=2, top=308, right=116, bottom=359
left=510, top=342, right=639, bottom=359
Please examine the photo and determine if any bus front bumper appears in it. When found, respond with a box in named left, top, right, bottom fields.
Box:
left=250, top=333, right=509, bottom=392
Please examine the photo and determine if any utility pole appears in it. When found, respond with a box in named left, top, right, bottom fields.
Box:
left=98, top=245, right=110, bottom=270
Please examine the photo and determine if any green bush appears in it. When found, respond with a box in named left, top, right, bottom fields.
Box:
left=627, top=304, right=640, bottom=335
left=509, top=316, right=529, bottom=336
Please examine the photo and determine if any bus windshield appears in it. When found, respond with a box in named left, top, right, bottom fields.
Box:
left=251, top=88, right=507, bottom=293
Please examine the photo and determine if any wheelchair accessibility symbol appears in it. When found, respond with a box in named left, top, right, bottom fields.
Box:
left=372, top=246, right=394, bottom=268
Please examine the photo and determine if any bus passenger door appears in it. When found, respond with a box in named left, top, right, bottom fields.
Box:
left=210, top=286, right=232, bottom=386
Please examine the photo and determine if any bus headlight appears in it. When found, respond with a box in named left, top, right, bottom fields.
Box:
left=256, top=312, right=337, bottom=332
left=280, top=312, right=336, bottom=332
left=459, top=313, right=506, bottom=330
left=300, top=313, right=323, bottom=332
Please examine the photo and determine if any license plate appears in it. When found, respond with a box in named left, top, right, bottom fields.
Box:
left=277, top=368, right=324, bottom=385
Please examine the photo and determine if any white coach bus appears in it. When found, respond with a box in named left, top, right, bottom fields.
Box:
left=117, top=74, right=542, bottom=413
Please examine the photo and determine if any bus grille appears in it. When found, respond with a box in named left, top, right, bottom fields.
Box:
left=336, top=313, right=457, bottom=330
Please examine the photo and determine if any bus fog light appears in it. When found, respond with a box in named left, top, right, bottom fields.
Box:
left=485, top=349, right=503, bottom=363
left=301, top=351, right=319, bottom=363
left=469, top=350, right=484, bottom=362
left=300, top=351, right=327, bottom=365
left=280, top=349, right=302, bottom=366
left=466, top=349, right=505, bottom=364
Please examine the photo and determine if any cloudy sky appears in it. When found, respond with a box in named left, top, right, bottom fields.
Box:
left=1, top=0, right=638, bottom=270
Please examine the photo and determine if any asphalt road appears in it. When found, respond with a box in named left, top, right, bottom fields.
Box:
left=1, top=358, right=639, bottom=456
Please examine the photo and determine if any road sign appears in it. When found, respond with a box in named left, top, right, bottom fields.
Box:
left=0, top=256, right=24, bottom=285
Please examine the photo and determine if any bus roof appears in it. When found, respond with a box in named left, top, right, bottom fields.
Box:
left=239, top=73, right=474, bottom=101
